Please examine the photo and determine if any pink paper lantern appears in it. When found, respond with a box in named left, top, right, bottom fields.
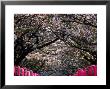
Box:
left=24, top=68, right=27, bottom=76
left=27, top=71, right=30, bottom=76
left=21, top=68, right=25, bottom=76
left=14, top=66, right=16, bottom=76
left=91, top=65, right=97, bottom=76
left=87, top=66, right=94, bottom=76
left=17, top=66, right=20, bottom=76
left=30, top=70, right=33, bottom=76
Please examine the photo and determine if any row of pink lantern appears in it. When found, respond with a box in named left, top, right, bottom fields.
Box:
left=72, top=65, right=97, bottom=76
left=14, top=66, right=40, bottom=76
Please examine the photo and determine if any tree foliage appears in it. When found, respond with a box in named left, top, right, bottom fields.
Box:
left=14, top=14, right=97, bottom=75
